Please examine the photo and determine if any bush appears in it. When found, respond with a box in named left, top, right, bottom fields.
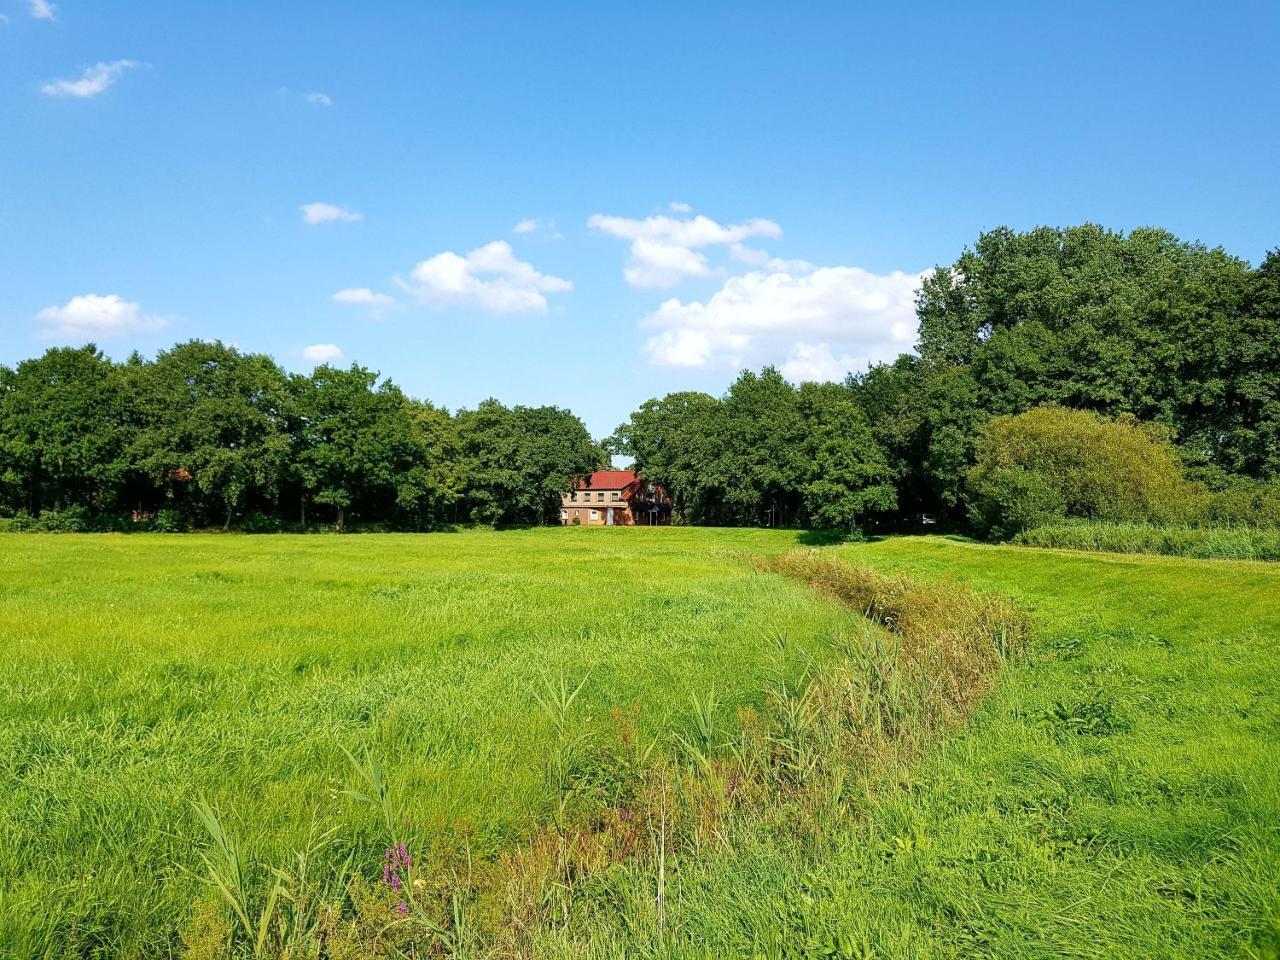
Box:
left=967, top=406, right=1194, bottom=538
left=965, top=466, right=1067, bottom=540
left=239, top=511, right=283, bottom=534
left=0, top=506, right=98, bottom=533
left=151, top=508, right=189, bottom=533
left=1201, top=478, right=1280, bottom=528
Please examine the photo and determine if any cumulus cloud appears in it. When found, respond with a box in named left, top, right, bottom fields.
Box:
left=639, top=264, right=924, bottom=378
left=306, top=92, right=333, bottom=107
left=41, top=60, right=139, bottom=99
left=781, top=343, right=870, bottom=383
left=669, top=201, right=692, bottom=213
left=302, top=343, right=344, bottom=364
left=588, top=212, right=782, bottom=288
left=512, top=219, right=539, bottom=234
left=300, top=202, right=362, bottom=225
left=29, top=0, right=56, bottom=20
left=36, top=293, right=166, bottom=340
left=399, top=240, right=571, bottom=314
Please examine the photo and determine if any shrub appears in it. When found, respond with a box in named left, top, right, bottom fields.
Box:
left=1201, top=478, right=1280, bottom=528
left=967, top=406, right=1194, bottom=538
left=0, top=506, right=97, bottom=532
left=151, top=508, right=189, bottom=533
left=965, top=466, right=1067, bottom=540
left=239, top=511, right=282, bottom=534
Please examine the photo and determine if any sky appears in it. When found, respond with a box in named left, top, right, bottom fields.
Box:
left=2, top=1, right=1278, bottom=440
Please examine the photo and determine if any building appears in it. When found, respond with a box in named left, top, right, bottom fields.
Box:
left=560, top=469, right=671, bottom=526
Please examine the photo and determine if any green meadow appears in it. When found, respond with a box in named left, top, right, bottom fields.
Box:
left=1, top=530, right=1277, bottom=958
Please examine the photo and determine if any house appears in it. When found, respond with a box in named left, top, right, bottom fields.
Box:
left=560, top=469, right=671, bottom=526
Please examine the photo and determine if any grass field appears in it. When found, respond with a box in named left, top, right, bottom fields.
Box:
left=1, top=530, right=1277, bottom=958
left=0, top=528, right=857, bottom=956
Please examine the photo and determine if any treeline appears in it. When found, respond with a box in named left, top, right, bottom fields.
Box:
left=0, top=340, right=606, bottom=530
left=2, top=224, right=1277, bottom=535
left=611, top=225, right=1280, bottom=533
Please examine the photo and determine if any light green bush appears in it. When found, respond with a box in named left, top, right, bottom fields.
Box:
left=968, top=406, right=1194, bottom=538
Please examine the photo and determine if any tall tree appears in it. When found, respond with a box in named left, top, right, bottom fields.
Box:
left=796, top=381, right=897, bottom=529
left=293, top=364, right=427, bottom=530
left=915, top=224, right=1264, bottom=475
left=133, top=341, right=291, bottom=529
left=457, top=400, right=604, bottom=525
left=609, top=391, right=723, bottom=523
left=0, top=345, right=129, bottom=515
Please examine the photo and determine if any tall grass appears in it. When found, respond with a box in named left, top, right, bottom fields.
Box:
left=1014, top=520, right=1280, bottom=560
left=0, top=528, right=859, bottom=956
left=4, top=531, right=1277, bottom=958
left=172, top=548, right=1030, bottom=956
left=525, top=537, right=1280, bottom=958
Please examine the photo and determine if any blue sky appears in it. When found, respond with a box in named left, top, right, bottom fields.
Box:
left=2, top=1, right=1278, bottom=439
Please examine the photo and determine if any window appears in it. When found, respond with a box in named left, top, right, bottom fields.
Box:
left=560, top=510, right=567, bottom=520
left=611, top=491, right=620, bottom=501
left=589, top=510, right=599, bottom=521
left=596, top=491, right=605, bottom=502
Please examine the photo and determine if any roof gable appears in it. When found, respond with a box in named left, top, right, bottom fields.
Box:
left=575, top=469, right=638, bottom=491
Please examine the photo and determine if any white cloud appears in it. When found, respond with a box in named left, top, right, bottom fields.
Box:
left=300, top=202, right=362, bottom=225
left=333, top=287, right=395, bottom=318
left=333, top=287, right=394, bottom=307
left=588, top=212, right=782, bottom=288
left=511, top=218, right=563, bottom=239
left=306, top=92, right=333, bottom=107
left=640, top=264, right=924, bottom=376
left=29, top=0, right=56, bottom=20
left=669, top=201, right=692, bottom=213
left=781, top=343, right=869, bottom=383
left=730, top=242, right=770, bottom=266
left=400, top=240, right=571, bottom=314
left=41, top=60, right=139, bottom=99
left=302, top=343, right=344, bottom=364
left=36, top=293, right=166, bottom=340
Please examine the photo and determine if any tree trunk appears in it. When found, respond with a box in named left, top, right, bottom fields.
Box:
left=223, top=502, right=233, bottom=532
left=336, top=505, right=345, bottom=532
left=300, top=497, right=306, bottom=526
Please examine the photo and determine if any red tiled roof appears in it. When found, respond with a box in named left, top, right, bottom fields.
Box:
left=574, top=469, right=638, bottom=490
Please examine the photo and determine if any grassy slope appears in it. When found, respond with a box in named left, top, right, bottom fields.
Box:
left=0, top=528, right=856, bottom=957
left=542, top=537, right=1280, bottom=959
left=2, top=532, right=1277, bottom=958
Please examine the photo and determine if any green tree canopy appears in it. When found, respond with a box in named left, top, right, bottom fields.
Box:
left=0, top=345, right=128, bottom=515
left=916, top=224, right=1273, bottom=477
left=457, top=400, right=604, bottom=525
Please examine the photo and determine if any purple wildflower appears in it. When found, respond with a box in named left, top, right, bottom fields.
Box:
left=397, top=900, right=409, bottom=915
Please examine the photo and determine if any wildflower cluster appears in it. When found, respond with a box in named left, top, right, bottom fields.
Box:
left=382, top=842, right=412, bottom=914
